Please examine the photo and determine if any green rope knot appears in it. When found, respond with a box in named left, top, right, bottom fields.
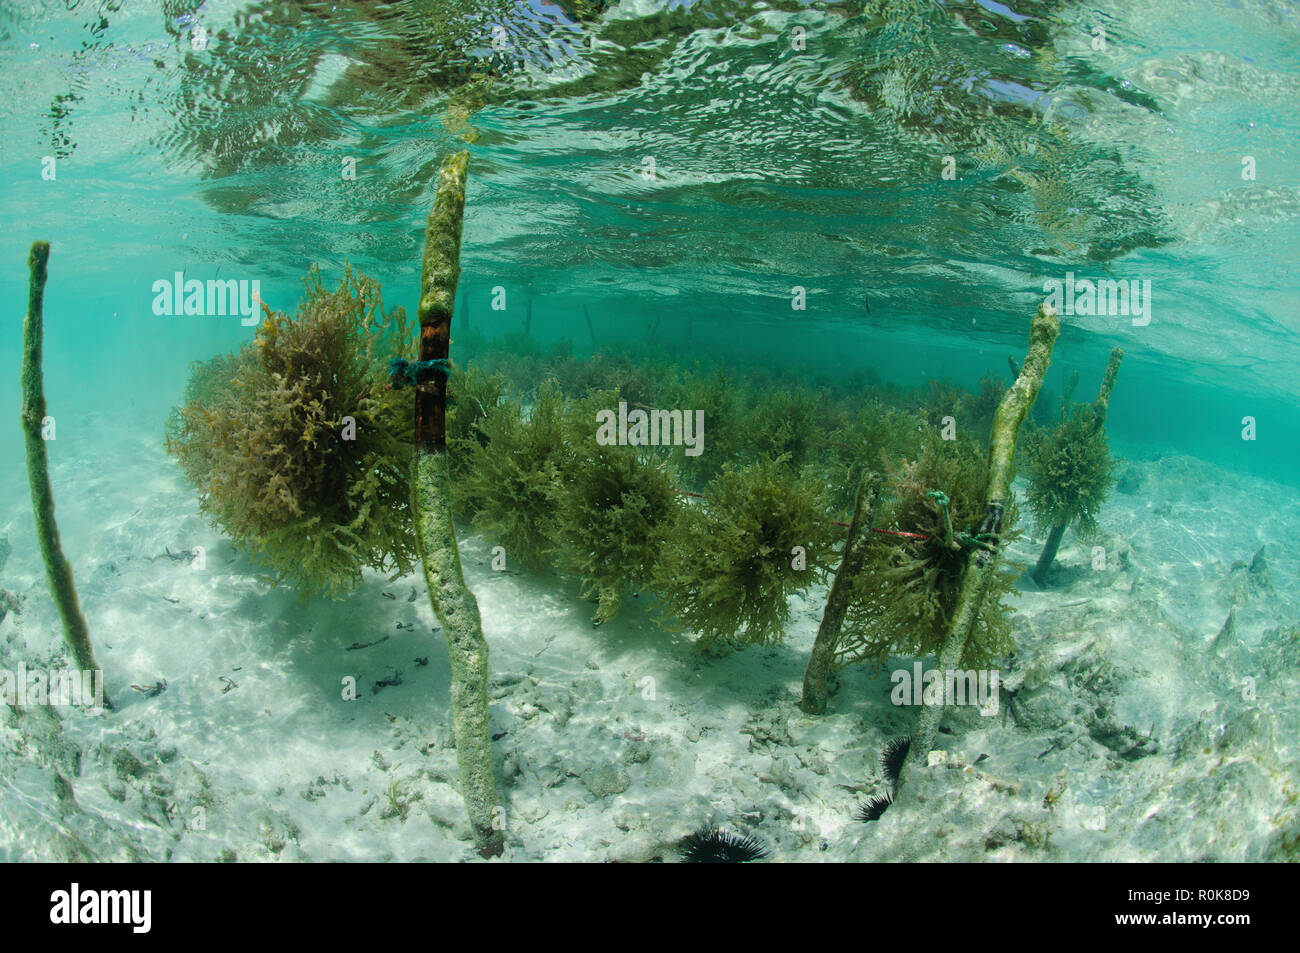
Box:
left=927, top=491, right=956, bottom=549
left=956, top=531, right=999, bottom=553
left=389, top=358, right=450, bottom=389
left=927, top=490, right=999, bottom=553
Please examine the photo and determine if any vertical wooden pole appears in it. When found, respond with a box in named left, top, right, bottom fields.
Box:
left=414, top=153, right=466, bottom=455
left=411, top=152, right=504, bottom=857
left=905, top=304, right=1059, bottom=774
left=801, top=471, right=884, bottom=714
left=20, top=241, right=109, bottom=709
left=1093, top=347, right=1123, bottom=421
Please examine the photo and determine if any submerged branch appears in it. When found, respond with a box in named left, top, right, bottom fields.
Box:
left=905, top=302, right=1060, bottom=775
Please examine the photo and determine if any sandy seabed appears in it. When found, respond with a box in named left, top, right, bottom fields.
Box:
left=1, top=411, right=1297, bottom=862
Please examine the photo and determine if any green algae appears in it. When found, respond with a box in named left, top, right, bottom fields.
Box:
left=653, top=458, right=837, bottom=651
left=413, top=449, right=504, bottom=857
left=905, top=302, right=1060, bottom=772
left=1025, top=347, right=1122, bottom=585
left=550, top=390, right=680, bottom=625
left=1023, top=403, right=1115, bottom=542
left=835, top=434, right=1021, bottom=673
left=411, top=148, right=504, bottom=859
left=455, top=382, right=566, bottom=568
left=22, top=241, right=108, bottom=703
left=167, top=264, right=416, bottom=598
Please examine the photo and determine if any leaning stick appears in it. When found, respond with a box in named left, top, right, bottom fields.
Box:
left=1031, top=346, right=1122, bottom=586
left=801, top=471, right=884, bottom=714
left=410, top=152, right=504, bottom=858
left=21, top=242, right=109, bottom=709
left=1092, top=347, right=1123, bottom=422
left=905, top=303, right=1059, bottom=775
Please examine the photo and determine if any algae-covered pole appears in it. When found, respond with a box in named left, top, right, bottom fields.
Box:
left=20, top=242, right=110, bottom=709
left=1093, top=347, right=1123, bottom=422
left=1031, top=346, right=1122, bottom=586
left=1031, top=522, right=1067, bottom=587
left=414, top=153, right=467, bottom=455
left=801, top=471, right=884, bottom=715
left=410, top=151, right=505, bottom=858
left=905, top=303, right=1059, bottom=775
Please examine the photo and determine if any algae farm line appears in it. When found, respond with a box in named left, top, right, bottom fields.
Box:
left=0, top=0, right=1297, bottom=923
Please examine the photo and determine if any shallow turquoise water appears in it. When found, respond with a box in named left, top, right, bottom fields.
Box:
left=1, top=0, right=1297, bottom=476
left=0, top=0, right=1298, bottom=866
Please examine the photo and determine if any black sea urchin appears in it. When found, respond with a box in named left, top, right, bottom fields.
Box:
left=880, top=736, right=912, bottom=786
left=854, top=791, right=894, bottom=822
left=679, top=828, right=771, bottom=863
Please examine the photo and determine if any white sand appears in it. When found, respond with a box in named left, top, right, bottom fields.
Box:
left=2, top=411, right=1297, bottom=861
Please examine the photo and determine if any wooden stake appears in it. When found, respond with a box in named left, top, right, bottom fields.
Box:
left=411, top=152, right=504, bottom=857
left=801, top=471, right=884, bottom=714
left=905, top=303, right=1059, bottom=774
left=414, top=152, right=468, bottom=455
left=20, top=241, right=110, bottom=709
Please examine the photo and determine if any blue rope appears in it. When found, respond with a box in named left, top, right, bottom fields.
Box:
left=389, top=358, right=450, bottom=388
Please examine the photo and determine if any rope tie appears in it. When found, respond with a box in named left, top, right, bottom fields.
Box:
left=928, top=489, right=999, bottom=552
left=388, top=358, right=450, bottom=388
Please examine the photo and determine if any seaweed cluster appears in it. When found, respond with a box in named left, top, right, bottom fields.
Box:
left=1022, top=403, right=1115, bottom=541
left=451, top=381, right=566, bottom=569
left=835, top=435, right=1021, bottom=672
left=166, top=265, right=417, bottom=597
left=446, top=364, right=509, bottom=466
left=447, top=375, right=832, bottom=635
left=168, top=296, right=1030, bottom=657
left=439, top=334, right=1036, bottom=654
left=455, top=332, right=930, bottom=488
left=551, top=391, right=680, bottom=624
left=654, top=459, right=837, bottom=650
left=443, top=342, right=882, bottom=635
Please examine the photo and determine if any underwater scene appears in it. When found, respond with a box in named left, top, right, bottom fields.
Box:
left=0, top=0, right=1298, bottom=868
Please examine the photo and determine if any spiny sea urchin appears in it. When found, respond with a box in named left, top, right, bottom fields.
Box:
left=854, top=791, right=894, bottom=822
left=880, top=736, right=912, bottom=786
left=679, top=828, right=771, bottom=863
